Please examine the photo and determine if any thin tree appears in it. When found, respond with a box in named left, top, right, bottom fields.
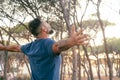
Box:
left=96, top=0, right=113, bottom=80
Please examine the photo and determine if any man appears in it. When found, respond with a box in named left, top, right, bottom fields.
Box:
left=0, top=17, right=89, bottom=80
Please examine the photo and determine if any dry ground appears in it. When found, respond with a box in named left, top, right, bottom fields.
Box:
left=81, top=76, right=120, bottom=80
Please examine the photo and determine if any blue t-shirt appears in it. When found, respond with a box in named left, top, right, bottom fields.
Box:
left=21, top=38, right=61, bottom=80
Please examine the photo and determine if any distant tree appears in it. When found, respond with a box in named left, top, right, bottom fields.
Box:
left=106, top=38, right=120, bottom=53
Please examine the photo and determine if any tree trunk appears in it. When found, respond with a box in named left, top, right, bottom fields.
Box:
left=3, top=51, right=8, bottom=80
left=60, top=0, right=78, bottom=80
left=72, top=47, right=78, bottom=80
left=81, top=63, right=90, bottom=80
left=97, top=56, right=101, bottom=80
left=82, top=46, right=94, bottom=80
left=77, top=47, right=81, bottom=80
left=4, top=36, right=10, bottom=80
left=101, top=59, right=108, bottom=76
left=97, top=0, right=113, bottom=80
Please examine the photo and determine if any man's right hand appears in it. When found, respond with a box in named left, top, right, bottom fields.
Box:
left=69, top=25, right=89, bottom=46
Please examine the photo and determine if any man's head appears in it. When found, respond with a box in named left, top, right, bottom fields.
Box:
left=28, top=17, right=53, bottom=37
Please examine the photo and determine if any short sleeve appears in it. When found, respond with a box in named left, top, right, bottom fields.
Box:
left=20, top=43, right=32, bottom=55
left=44, top=39, right=55, bottom=56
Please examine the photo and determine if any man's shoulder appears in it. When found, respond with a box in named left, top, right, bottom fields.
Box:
left=44, top=38, right=55, bottom=44
left=40, top=38, right=55, bottom=43
left=33, top=38, right=55, bottom=46
left=35, top=38, right=54, bottom=41
left=44, top=38, right=54, bottom=41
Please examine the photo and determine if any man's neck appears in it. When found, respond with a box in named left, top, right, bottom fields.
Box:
left=36, top=34, right=48, bottom=39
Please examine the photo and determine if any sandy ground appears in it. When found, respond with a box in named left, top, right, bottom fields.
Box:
left=81, top=76, right=120, bottom=80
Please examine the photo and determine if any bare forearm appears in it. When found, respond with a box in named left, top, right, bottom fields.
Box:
left=6, top=45, right=21, bottom=52
left=53, top=38, right=75, bottom=53
left=0, top=45, right=6, bottom=50
left=57, top=38, right=74, bottom=51
left=0, top=45, right=21, bottom=52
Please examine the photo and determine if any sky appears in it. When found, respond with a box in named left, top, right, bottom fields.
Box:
left=96, top=0, right=120, bottom=45
left=100, top=0, right=120, bottom=37
left=78, top=0, right=120, bottom=45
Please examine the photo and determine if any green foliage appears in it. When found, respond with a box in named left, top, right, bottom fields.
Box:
left=106, top=38, right=120, bottom=53
left=0, top=76, right=3, bottom=80
left=93, top=38, right=120, bottom=53
left=11, top=23, right=28, bottom=33
left=82, top=19, right=115, bottom=29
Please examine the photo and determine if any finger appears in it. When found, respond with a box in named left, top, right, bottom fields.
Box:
left=76, top=34, right=89, bottom=40
left=78, top=42, right=89, bottom=46
left=75, top=35, right=90, bottom=45
left=76, top=29, right=84, bottom=36
left=70, top=25, right=75, bottom=34
left=77, top=37, right=89, bottom=43
left=77, top=40, right=89, bottom=45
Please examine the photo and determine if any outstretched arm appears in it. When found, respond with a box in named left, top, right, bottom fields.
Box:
left=52, top=25, right=89, bottom=54
left=0, top=44, right=21, bottom=52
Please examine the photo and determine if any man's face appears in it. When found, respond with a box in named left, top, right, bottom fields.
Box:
left=42, top=21, right=53, bottom=34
